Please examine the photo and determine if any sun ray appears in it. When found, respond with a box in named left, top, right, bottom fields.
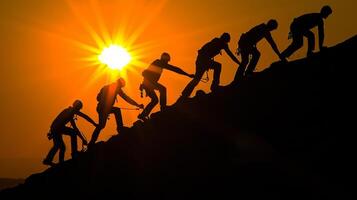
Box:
left=126, top=0, right=167, bottom=47
left=65, top=0, right=106, bottom=49
left=34, top=0, right=205, bottom=92
left=8, top=13, right=103, bottom=56
left=67, top=38, right=101, bottom=54
left=89, top=0, right=112, bottom=45
left=112, top=0, right=137, bottom=45
left=4, top=0, right=217, bottom=105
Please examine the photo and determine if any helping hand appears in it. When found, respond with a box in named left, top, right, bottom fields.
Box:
left=47, top=131, right=54, bottom=140
left=138, top=104, right=144, bottom=109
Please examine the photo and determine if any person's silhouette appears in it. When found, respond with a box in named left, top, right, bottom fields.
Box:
left=233, top=19, right=285, bottom=84
left=43, top=100, right=97, bottom=166
left=281, top=5, right=332, bottom=59
left=88, top=78, right=144, bottom=147
left=179, top=33, right=240, bottom=99
left=138, top=53, right=194, bottom=120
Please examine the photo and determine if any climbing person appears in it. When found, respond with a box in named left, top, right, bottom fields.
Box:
left=138, top=52, right=194, bottom=120
left=233, top=19, right=286, bottom=83
left=88, top=78, right=144, bottom=147
left=281, top=5, right=332, bottom=59
left=180, top=33, right=240, bottom=100
left=43, top=100, right=97, bottom=166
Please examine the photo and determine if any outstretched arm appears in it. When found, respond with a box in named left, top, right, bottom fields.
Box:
left=265, top=33, right=284, bottom=60
left=164, top=64, right=194, bottom=78
left=118, top=89, right=144, bottom=108
left=77, top=111, right=97, bottom=127
left=318, top=21, right=325, bottom=49
left=70, top=119, right=86, bottom=142
left=224, top=47, right=241, bottom=65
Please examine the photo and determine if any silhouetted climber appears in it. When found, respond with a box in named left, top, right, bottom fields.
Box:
left=43, top=100, right=97, bottom=166
left=281, top=5, right=332, bottom=59
left=233, top=20, right=286, bottom=83
left=89, top=78, right=144, bottom=147
left=179, top=33, right=240, bottom=99
left=138, top=53, right=194, bottom=120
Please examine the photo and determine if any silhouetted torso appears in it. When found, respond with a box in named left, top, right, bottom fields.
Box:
left=244, top=23, right=272, bottom=45
left=97, top=83, right=120, bottom=108
left=292, top=13, right=323, bottom=32
left=142, top=59, right=168, bottom=82
left=50, top=107, right=75, bottom=130
left=198, top=38, right=228, bottom=58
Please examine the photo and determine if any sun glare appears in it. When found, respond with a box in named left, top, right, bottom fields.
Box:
left=98, top=45, right=131, bottom=70
left=64, top=0, right=168, bottom=83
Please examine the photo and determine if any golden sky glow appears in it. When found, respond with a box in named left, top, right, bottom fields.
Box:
left=0, top=0, right=356, bottom=178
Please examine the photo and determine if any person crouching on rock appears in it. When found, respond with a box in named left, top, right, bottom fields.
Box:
left=43, top=100, right=97, bottom=166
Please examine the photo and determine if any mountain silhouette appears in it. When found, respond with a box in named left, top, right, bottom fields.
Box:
left=0, top=179, right=24, bottom=191
left=1, top=36, right=355, bottom=199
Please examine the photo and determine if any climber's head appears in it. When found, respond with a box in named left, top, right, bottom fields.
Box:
left=321, top=5, right=332, bottom=19
left=116, top=77, right=126, bottom=88
left=220, top=32, right=231, bottom=43
left=72, top=99, right=83, bottom=111
left=267, top=19, right=278, bottom=31
left=160, top=52, right=171, bottom=63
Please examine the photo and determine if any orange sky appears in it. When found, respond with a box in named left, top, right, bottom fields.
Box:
left=0, top=0, right=356, bottom=178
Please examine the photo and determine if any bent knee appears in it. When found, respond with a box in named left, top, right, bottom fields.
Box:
left=97, top=122, right=106, bottom=129
left=293, top=40, right=303, bottom=48
left=149, top=100, right=159, bottom=107
left=59, top=144, right=66, bottom=150
left=159, top=86, right=166, bottom=93
left=152, top=96, right=159, bottom=103
left=213, top=62, right=222, bottom=70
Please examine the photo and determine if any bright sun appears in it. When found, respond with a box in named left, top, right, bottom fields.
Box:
left=98, top=45, right=131, bottom=70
